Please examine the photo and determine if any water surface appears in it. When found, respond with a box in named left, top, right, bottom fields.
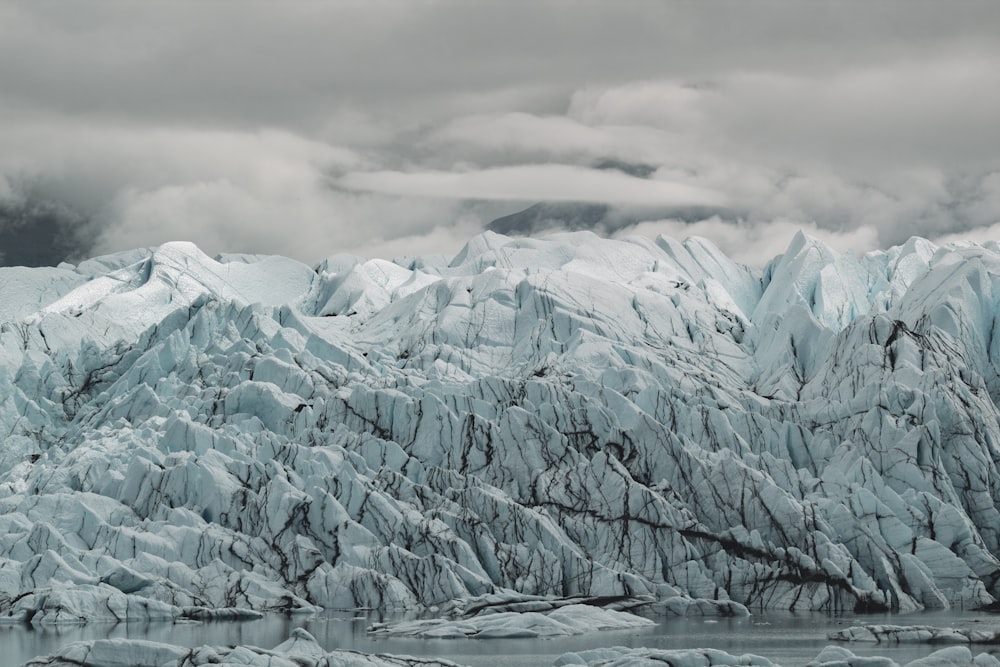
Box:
left=4, top=608, right=1000, bottom=666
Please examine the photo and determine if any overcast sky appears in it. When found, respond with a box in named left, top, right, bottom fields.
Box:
left=2, top=1, right=999, bottom=266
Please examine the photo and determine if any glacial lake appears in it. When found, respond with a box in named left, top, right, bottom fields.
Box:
left=4, top=608, right=1000, bottom=666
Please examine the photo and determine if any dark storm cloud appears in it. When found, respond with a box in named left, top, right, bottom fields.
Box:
left=1, top=1, right=999, bottom=265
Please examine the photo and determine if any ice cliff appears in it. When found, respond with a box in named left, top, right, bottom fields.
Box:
left=4, top=230, right=1000, bottom=623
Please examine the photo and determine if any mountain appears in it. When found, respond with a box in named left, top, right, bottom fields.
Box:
left=0, top=197, right=87, bottom=267
left=484, top=160, right=725, bottom=236
left=486, top=201, right=613, bottom=235
left=3, top=231, right=1000, bottom=627
left=485, top=202, right=724, bottom=236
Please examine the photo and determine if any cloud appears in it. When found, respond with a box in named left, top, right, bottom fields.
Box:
left=931, top=173, right=1000, bottom=245
left=703, top=61, right=1000, bottom=171
left=422, top=61, right=1000, bottom=247
left=94, top=174, right=469, bottom=264
left=339, top=165, right=727, bottom=207
left=1, top=2, right=1000, bottom=265
left=423, top=112, right=685, bottom=168
left=0, top=113, right=478, bottom=264
left=427, top=113, right=617, bottom=164
left=346, top=218, right=486, bottom=263
left=933, top=223, right=1000, bottom=248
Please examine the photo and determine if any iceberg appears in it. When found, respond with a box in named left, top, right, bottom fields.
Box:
left=368, top=602, right=655, bottom=638
left=828, top=624, right=1000, bottom=644
left=21, top=629, right=467, bottom=667
left=26, top=635, right=1000, bottom=667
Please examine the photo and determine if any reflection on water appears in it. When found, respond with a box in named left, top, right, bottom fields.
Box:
left=5, top=608, right=1000, bottom=667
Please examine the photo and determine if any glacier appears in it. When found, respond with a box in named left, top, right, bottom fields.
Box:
left=4, top=229, right=1000, bottom=634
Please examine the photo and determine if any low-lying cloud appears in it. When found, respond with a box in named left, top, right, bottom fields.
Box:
left=340, top=165, right=727, bottom=207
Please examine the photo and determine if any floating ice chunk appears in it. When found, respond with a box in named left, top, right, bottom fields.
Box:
left=370, top=604, right=654, bottom=639
left=22, top=631, right=468, bottom=667
left=829, top=624, right=1000, bottom=644
left=554, top=645, right=775, bottom=666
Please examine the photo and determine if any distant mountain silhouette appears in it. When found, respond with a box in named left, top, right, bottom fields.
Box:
left=0, top=198, right=87, bottom=267
left=485, top=159, right=726, bottom=237
left=486, top=201, right=727, bottom=236
left=487, top=201, right=612, bottom=235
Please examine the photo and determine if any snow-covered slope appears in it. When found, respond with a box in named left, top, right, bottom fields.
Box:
left=4, top=231, right=1000, bottom=623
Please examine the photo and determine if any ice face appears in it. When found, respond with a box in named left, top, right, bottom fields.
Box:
left=4, top=230, right=1000, bottom=623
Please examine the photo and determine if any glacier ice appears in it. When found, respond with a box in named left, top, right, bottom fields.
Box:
left=828, top=624, right=1000, bottom=644
left=24, top=635, right=1000, bottom=667
left=368, top=602, right=655, bottom=638
left=21, top=628, right=467, bottom=667
left=806, top=645, right=1000, bottom=667
left=4, top=231, right=1000, bottom=628
left=555, top=645, right=1000, bottom=667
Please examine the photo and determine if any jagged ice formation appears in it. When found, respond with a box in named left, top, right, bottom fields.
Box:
left=4, top=230, right=1000, bottom=623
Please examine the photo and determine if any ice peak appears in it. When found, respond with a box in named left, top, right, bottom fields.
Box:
left=784, top=229, right=838, bottom=262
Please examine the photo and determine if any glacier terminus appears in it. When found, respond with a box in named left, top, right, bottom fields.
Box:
left=6, top=230, right=1000, bottom=663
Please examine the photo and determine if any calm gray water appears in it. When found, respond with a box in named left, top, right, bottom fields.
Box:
left=4, top=608, right=1000, bottom=666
